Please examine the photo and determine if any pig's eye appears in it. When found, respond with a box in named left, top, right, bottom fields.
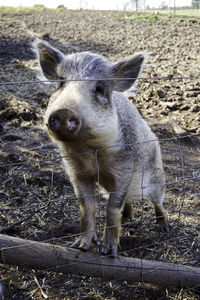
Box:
left=94, top=82, right=110, bottom=106
left=95, top=83, right=105, bottom=95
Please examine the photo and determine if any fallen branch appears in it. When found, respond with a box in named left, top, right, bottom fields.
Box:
left=0, top=234, right=199, bottom=288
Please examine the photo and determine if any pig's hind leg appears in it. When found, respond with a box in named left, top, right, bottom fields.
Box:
left=148, top=188, right=169, bottom=232
left=121, top=200, right=132, bottom=225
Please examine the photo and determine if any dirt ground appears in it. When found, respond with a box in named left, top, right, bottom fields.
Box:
left=0, top=8, right=200, bottom=300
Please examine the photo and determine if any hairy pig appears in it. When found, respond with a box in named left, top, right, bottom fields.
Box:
left=33, top=39, right=168, bottom=257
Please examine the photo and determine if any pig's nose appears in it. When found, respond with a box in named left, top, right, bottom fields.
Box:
left=48, top=109, right=80, bottom=135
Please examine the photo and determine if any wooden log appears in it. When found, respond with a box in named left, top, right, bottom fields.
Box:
left=0, top=234, right=199, bottom=288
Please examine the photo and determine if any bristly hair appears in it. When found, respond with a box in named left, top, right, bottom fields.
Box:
left=63, top=51, right=111, bottom=80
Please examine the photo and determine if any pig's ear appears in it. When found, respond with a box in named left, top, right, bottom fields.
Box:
left=33, top=39, right=65, bottom=81
left=111, top=54, right=145, bottom=92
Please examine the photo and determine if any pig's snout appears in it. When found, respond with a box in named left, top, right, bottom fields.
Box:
left=47, top=109, right=81, bottom=139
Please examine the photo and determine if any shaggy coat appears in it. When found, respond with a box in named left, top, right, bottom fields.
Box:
left=34, top=40, right=168, bottom=257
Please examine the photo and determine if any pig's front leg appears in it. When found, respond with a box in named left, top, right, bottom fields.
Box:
left=102, top=190, right=127, bottom=257
left=71, top=177, right=98, bottom=250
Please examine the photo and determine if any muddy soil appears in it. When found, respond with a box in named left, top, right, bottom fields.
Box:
left=0, top=9, right=199, bottom=300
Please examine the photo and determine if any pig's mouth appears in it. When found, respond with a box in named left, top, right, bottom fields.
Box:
left=47, top=109, right=81, bottom=141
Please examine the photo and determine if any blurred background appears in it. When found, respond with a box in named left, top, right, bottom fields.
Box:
left=0, top=0, right=200, bottom=16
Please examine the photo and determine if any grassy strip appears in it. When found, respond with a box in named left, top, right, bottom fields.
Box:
left=0, top=5, right=67, bottom=13
left=145, top=9, right=200, bottom=17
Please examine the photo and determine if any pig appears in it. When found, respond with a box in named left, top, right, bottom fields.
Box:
left=33, top=39, right=168, bottom=257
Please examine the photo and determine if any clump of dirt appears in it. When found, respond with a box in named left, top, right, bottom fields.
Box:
left=0, top=8, right=199, bottom=300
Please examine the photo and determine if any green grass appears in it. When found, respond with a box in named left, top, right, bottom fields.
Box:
left=147, top=9, right=200, bottom=17
left=0, top=5, right=47, bottom=13
left=175, top=9, right=200, bottom=16
left=113, top=14, right=161, bottom=21
left=0, top=5, right=68, bottom=13
left=134, top=14, right=160, bottom=21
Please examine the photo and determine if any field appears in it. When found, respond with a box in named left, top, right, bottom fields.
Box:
left=0, top=7, right=200, bottom=300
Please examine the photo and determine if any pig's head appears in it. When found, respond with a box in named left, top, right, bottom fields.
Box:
left=33, top=39, right=145, bottom=148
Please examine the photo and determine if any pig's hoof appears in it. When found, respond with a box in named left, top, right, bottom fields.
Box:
left=70, top=241, right=89, bottom=251
left=70, top=237, right=89, bottom=250
left=71, top=238, right=91, bottom=250
left=79, top=243, right=90, bottom=251
left=70, top=240, right=81, bottom=249
left=161, top=225, right=169, bottom=233
left=78, top=237, right=101, bottom=250
left=101, top=245, right=118, bottom=258
left=157, top=217, right=169, bottom=233
left=70, top=234, right=99, bottom=250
